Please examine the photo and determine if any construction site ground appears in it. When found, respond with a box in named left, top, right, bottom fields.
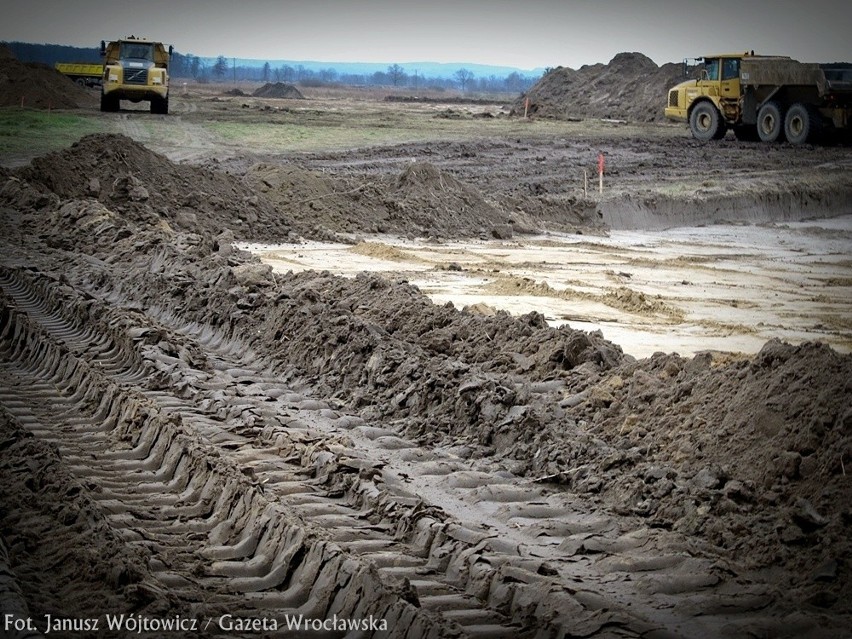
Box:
left=1, top=79, right=851, bottom=639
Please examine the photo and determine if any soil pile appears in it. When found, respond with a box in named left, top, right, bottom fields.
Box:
left=389, top=162, right=514, bottom=237
left=514, top=52, right=683, bottom=122
left=11, top=133, right=327, bottom=241
left=252, top=82, right=305, bottom=99
left=0, top=46, right=94, bottom=109
left=245, top=160, right=521, bottom=238
left=245, top=162, right=383, bottom=235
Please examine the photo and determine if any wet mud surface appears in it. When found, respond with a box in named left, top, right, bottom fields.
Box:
left=0, top=129, right=850, bottom=639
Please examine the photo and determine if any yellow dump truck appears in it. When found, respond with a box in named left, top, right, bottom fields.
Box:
left=665, top=52, right=852, bottom=144
left=100, top=36, right=172, bottom=114
left=55, top=62, right=103, bottom=87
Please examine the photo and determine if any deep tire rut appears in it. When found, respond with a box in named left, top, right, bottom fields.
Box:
left=2, top=257, right=843, bottom=639
left=0, top=266, right=546, bottom=637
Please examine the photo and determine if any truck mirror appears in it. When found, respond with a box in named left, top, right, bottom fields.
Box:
left=168, top=45, right=173, bottom=56
left=100, top=40, right=106, bottom=56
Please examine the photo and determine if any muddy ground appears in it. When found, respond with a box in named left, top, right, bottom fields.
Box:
left=0, top=73, right=851, bottom=639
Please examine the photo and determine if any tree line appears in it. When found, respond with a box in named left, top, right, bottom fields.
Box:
left=5, top=42, right=538, bottom=93
left=192, top=56, right=536, bottom=93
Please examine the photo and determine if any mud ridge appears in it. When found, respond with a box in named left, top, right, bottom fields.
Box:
left=4, top=265, right=648, bottom=637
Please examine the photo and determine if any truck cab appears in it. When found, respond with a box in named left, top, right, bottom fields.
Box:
left=665, top=53, right=749, bottom=141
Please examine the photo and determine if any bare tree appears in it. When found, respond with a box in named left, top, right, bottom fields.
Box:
left=387, top=64, right=407, bottom=87
left=212, top=55, right=228, bottom=80
left=319, top=67, right=338, bottom=83
left=262, top=62, right=271, bottom=82
left=454, top=68, right=474, bottom=92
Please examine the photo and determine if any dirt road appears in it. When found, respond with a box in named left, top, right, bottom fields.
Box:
left=1, top=89, right=850, bottom=638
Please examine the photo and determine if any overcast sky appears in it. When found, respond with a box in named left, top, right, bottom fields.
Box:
left=1, top=0, right=849, bottom=70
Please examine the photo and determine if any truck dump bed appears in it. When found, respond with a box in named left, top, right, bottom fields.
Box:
left=741, top=57, right=852, bottom=97
left=741, top=57, right=826, bottom=91
left=55, top=63, right=103, bottom=76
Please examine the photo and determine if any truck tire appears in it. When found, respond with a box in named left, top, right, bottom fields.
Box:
left=784, top=103, right=821, bottom=145
left=757, top=101, right=785, bottom=143
left=689, top=102, right=723, bottom=142
left=150, top=95, right=169, bottom=115
left=100, top=93, right=119, bottom=112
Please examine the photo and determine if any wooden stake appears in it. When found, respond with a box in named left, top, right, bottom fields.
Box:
left=524, top=97, right=529, bottom=119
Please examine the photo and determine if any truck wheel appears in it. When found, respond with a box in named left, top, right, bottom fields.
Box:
left=100, top=93, right=119, bottom=112
left=784, top=103, right=821, bottom=145
left=757, top=101, right=785, bottom=142
left=150, top=96, right=169, bottom=115
left=689, top=102, right=722, bottom=142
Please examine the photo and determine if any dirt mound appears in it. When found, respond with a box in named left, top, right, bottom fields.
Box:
left=246, top=160, right=519, bottom=238
left=0, top=48, right=94, bottom=109
left=245, top=162, right=383, bottom=235
left=524, top=343, right=852, bottom=585
left=252, top=82, right=305, bottom=99
left=10, top=133, right=329, bottom=241
left=514, top=52, right=683, bottom=122
left=388, top=161, right=514, bottom=237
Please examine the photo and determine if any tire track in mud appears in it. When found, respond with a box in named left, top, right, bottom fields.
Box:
left=0, top=261, right=817, bottom=638
left=0, top=266, right=580, bottom=637
left=0, top=269, right=449, bottom=638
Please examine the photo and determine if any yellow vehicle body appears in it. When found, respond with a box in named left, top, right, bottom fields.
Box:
left=665, top=52, right=852, bottom=144
left=55, top=62, right=104, bottom=87
left=100, top=37, right=172, bottom=114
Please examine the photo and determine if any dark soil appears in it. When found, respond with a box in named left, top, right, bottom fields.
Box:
left=2, top=135, right=850, bottom=626
left=512, top=52, right=684, bottom=122
left=0, top=45, right=94, bottom=109
left=252, top=83, right=305, bottom=99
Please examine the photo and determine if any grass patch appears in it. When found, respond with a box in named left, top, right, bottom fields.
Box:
left=0, top=108, right=109, bottom=159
